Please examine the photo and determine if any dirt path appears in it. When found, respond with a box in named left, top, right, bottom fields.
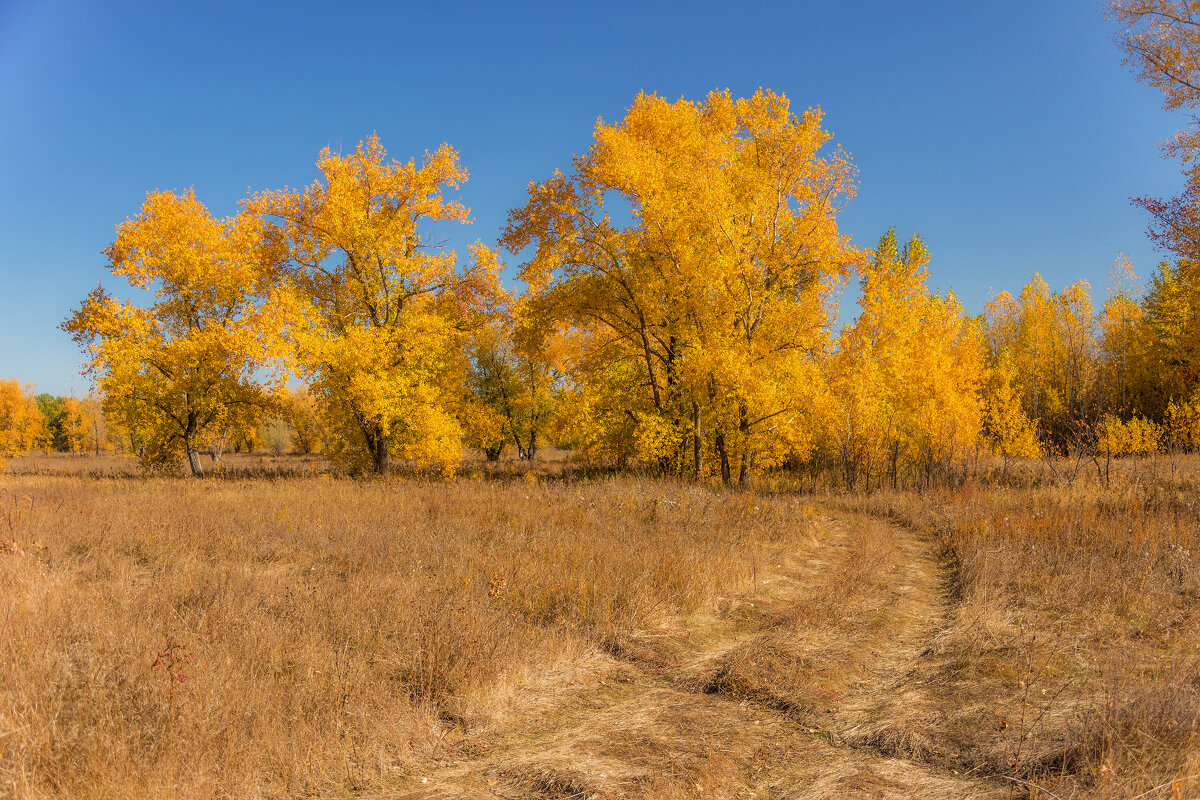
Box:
left=393, top=510, right=1004, bottom=800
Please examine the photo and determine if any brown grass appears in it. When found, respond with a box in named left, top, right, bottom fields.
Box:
left=0, top=468, right=808, bottom=799
left=830, top=456, right=1200, bottom=799
left=3, top=452, right=1200, bottom=799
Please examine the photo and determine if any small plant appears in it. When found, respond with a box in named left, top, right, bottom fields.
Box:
left=151, top=635, right=195, bottom=728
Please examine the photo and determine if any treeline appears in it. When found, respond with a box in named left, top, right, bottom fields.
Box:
left=0, top=380, right=325, bottom=461
left=0, top=45, right=1194, bottom=486
left=47, top=89, right=992, bottom=485
left=0, top=385, right=109, bottom=457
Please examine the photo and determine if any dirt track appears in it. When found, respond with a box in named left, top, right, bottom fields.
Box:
left=398, top=510, right=1007, bottom=799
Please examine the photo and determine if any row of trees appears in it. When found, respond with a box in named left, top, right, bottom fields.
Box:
left=0, top=383, right=107, bottom=457
left=0, top=380, right=326, bottom=461
left=50, top=90, right=996, bottom=486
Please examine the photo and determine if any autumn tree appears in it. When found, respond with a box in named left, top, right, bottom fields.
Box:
left=251, top=135, right=502, bottom=475
left=466, top=323, right=517, bottom=461
left=468, top=299, right=559, bottom=462
left=982, top=349, right=1043, bottom=470
left=830, top=229, right=983, bottom=490
left=504, top=90, right=862, bottom=485
left=0, top=380, right=44, bottom=458
left=63, top=190, right=278, bottom=476
left=985, top=274, right=1100, bottom=447
left=35, top=393, right=67, bottom=450
left=1111, top=0, right=1200, bottom=261
left=282, top=387, right=324, bottom=455
left=1137, top=259, right=1200, bottom=413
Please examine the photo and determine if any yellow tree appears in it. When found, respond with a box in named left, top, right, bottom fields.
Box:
left=987, top=275, right=1064, bottom=427
left=282, top=386, right=324, bottom=455
left=833, top=229, right=983, bottom=489
left=1057, top=280, right=1098, bottom=422
left=468, top=297, right=561, bottom=461
left=62, top=397, right=89, bottom=456
left=504, top=90, right=862, bottom=485
left=63, top=190, right=277, bottom=476
left=251, top=135, right=503, bottom=475
left=982, top=349, right=1043, bottom=470
left=830, top=229, right=919, bottom=489
left=986, top=275, right=1099, bottom=446
left=1098, top=254, right=1154, bottom=414
left=1137, top=259, right=1200, bottom=413
left=0, top=380, right=44, bottom=458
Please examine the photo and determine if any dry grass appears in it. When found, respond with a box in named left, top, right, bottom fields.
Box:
left=831, top=457, right=1200, bottom=799
left=4, top=452, right=1200, bottom=799
left=0, top=469, right=808, bottom=799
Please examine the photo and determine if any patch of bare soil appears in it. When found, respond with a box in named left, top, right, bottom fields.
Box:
left=394, top=510, right=1005, bottom=799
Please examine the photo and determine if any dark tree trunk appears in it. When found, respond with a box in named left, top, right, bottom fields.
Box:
left=737, top=403, right=751, bottom=486
left=185, top=412, right=203, bottom=477
left=373, top=444, right=389, bottom=475
left=361, top=423, right=390, bottom=475
left=715, top=428, right=732, bottom=486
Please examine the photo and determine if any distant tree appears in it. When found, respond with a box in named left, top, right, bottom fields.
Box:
left=283, top=387, right=324, bottom=455
left=467, top=301, right=559, bottom=462
left=63, top=190, right=278, bottom=476
left=0, top=380, right=44, bottom=457
left=35, top=393, right=67, bottom=450
left=985, top=275, right=1100, bottom=447
left=982, top=349, right=1043, bottom=470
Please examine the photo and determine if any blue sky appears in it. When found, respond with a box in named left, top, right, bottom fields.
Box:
left=0, top=0, right=1185, bottom=395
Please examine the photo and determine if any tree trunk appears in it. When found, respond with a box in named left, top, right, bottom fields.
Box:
left=715, top=428, right=732, bottom=486
left=737, top=404, right=751, bottom=486
left=693, top=401, right=702, bottom=478
left=373, top=444, right=389, bottom=475
left=185, top=412, right=203, bottom=477
left=186, top=444, right=204, bottom=477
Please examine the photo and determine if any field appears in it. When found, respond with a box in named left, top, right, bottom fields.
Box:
left=2, top=454, right=1199, bottom=799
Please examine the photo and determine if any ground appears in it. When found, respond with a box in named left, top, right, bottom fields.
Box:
left=1, top=453, right=1198, bottom=799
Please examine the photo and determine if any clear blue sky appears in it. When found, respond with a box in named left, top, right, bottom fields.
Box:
left=0, top=0, right=1184, bottom=395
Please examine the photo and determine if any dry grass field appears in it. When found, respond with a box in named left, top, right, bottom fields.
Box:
left=2, top=453, right=1199, bottom=799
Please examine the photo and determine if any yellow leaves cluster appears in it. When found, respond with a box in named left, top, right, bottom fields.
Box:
left=0, top=380, right=43, bottom=458
left=982, top=350, right=1042, bottom=461
left=832, top=229, right=984, bottom=488
left=1098, top=414, right=1160, bottom=457
left=504, top=89, right=862, bottom=484
left=59, top=97, right=1017, bottom=482
left=1164, top=396, right=1200, bottom=451
left=985, top=273, right=1097, bottom=442
left=252, top=134, right=503, bottom=475
left=63, top=189, right=275, bottom=476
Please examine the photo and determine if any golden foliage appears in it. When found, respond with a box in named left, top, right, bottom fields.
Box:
left=831, top=229, right=984, bottom=488
left=504, top=90, right=863, bottom=484
left=982, top=350, right=1042, bottom=460
left=1098, top=413, right=1161, bottom=456
left=62, top=190, right=277, bottom=475
left=251, top=135, right=503, bottom=475
left=0, top=380, right=43, bottom=457
left=985, top=274, right=1097, bottom=444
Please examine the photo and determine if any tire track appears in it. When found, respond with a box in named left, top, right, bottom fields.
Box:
left=400, top=510, right=1003, bottom=799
